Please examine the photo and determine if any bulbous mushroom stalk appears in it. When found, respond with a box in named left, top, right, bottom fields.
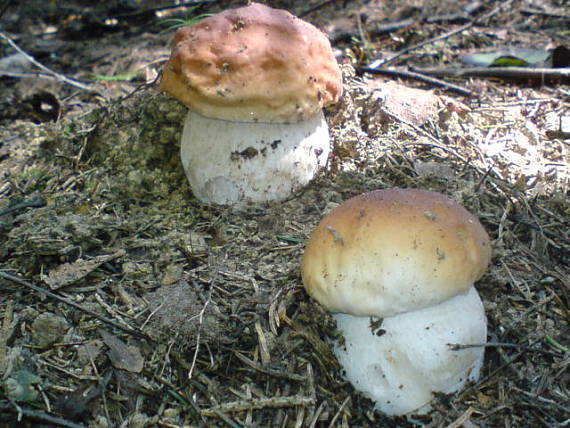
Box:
left=180, top=110, right=330, bottom=205
left=333, top=287, right=486, bottom=415
left=160, top=3, right=342, bottom=205
left=302, top=188, right=492, bottom=416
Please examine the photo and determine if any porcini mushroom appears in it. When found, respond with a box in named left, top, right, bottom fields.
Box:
left=302, top=188, right=491, bottom=416
left=160, top=3, right=342, bottom=205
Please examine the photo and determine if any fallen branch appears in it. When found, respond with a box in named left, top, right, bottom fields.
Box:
left=360, top=66, right=472, bottom=96
left=411, top=65, right=570, bottom=82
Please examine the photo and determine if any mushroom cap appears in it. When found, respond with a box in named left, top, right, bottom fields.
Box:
left=302, top=188, right=491, bottom=318
left=160, top=3, right=342, bottom=123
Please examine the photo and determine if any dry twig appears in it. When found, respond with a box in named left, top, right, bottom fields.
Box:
left=0, top=271, right=150, bottom=341
left=201, top=395, right=315, bottom=417
left=368, top=0, right=514, bottom=68
left=360, top=66, right=472, bottom=96
left=0, top=31, right=93, bottom=91
left=0, top=400, right=86, bottom=428
left=412, top=66, right=570, bottom=82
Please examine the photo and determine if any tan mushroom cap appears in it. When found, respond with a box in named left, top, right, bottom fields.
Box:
left=160, top=3, right=342, bottom=123
left=302, top=189, right=491, bottom=318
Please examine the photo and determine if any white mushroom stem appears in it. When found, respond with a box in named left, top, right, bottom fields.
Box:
left=180, top=110, right=331, bottom=205
left=333, top=286, right=487, bottom=416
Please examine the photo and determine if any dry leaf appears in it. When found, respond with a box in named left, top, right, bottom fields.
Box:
left=44, top=249, right=126, bottom=289
left=99, top=329, right=144, bottom=373
left=366, top=80, right=440, bottom=127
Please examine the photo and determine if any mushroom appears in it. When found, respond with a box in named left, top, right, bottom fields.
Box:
left=160, top=3, right=342, bottom=205
left=302, top=188, right=491, bottom=416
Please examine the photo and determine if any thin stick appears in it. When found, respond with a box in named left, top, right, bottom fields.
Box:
left=370, top=22, right=475, bottom=69
left=445, top=407, right=475, bottom=428
left=188, top=286, right=212, bottom=380
left=459, top=338, right=543, bottom=399
left=521, top=8, right=570, bottom=19
left=201, top=395, right=315, bottom=417
left=368, top=0, right=514, bottom=68
left=449, top=341, right=562, bottom=357
left=0, top=271, right=150, bottom=341
left=0, top=31, right=94, bottom=92
left=511, top=386, right=570, bottom=414
left=187, top=300, right=210, bottom=379
left=360, top=66, right=472, bottom=96
left=412, top=65, right=570, bottom=82
left=299, top=0, right=347, bottom=18
left=328, top=396, right=350, bottom=428
left=233, top=351, right=307, bottom=382
left=0, top=400, right=86, bottom=428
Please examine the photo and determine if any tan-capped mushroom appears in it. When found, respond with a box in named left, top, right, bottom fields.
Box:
left=302, top=188, right=491, bottom=415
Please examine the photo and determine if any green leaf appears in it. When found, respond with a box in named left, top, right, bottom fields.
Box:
left=158, top=7, right=212, bottom=32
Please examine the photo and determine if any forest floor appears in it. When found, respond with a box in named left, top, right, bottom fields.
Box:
left=0, top=0, right=569, bottom=427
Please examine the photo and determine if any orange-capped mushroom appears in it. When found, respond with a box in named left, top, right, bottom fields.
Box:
left=160, top=3, right=342, bottom=205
